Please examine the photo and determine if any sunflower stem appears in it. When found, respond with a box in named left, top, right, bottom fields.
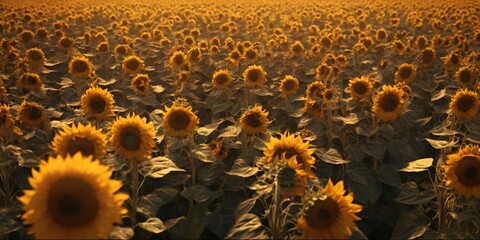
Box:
left=130, top=160, right=139, bottom=227
left=271, top=176, right=283, bottom=239
left=326, top=109, right=333, bottom=147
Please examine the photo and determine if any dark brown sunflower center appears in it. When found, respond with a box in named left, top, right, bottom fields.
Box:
left=25, top=75, right=39, bottom=85
left=67, top=137, right=96, bottom=157
left=274, top=148, right=304, bottom=165
left=73, top=60, right=88, bottom=73
left=215, top=74, right=229, bottom=85
left=283, top=80, right=296, bottom=91
left=48, top=178, right=98, bottom=227
left=247, top=69, right=261, bottom=82
left=89, top=97, right=106, bottom=114
left=0, top=113, right=6, bottom=125
left=185, top=37, right=194, bottom=45
left=190, top=50, right=200, bottom=60
left=246, top=49, right=257, bottom=59
left=292, top=44, right=303, bottom=54
left=22, top=32, right=33, bottom=42
left=116, top=46, right=127, bottom=55
left=306, top=197, right=340, bottom=229
left=353, top=82, right=368, bottom=95
left=119, top=126, right=141, bottom=150
left=29, top=51, right=42, bottom=61
left=27, top=106, right=43, bottom=120
left=379, top=94, right=400, bottom=112
left=230, top=51, right=240, bottom=60
left=126, top=59, right=140, bottom=71
left=460, top=70, right=472, bottom=83
left=450, top=54, right=459, bottom=65
left=169, top=110, right=191, bottom=130
left=399, top=67, right=413, bottom=79
left=423, top=51, right=434, bottom=64
left=173, top=54, right=184, bottom=65
left=245, top=112, right=262, bottom=128
left=456, top=96, right=475, bottom=112
left=377, top=31, right=386, bottom=40
left=455, top=156, right=480, bottom=187
left=61, top=38, right=73, bottom=48
left=324, top=90, right=333, bottom=100
left=98, top=43, right=108, bottom=52
left=278, top=167, right=296, bottom=188
left=417, top=38, right=426, bottom=48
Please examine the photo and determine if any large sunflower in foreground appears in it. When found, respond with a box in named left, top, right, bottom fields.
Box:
left=17, top=100, right=47, bottom=127
left=110, top=113, right=155, bottom=162
left=297, top=179, right=363, bottom=239
left=263, top=131, right=316, bottom=177
left=18, top=153, right=128, bottom=239
left=52, top=123, right=107, bottom=160
left=69, top=55, right=93, bottom=79
left=163, top=101, right=199, bottom=137
left=239, top=105, right=269, bottom=135
left=449, top=89, right=480, bottom=121
left=349, top=76, right=373, bottom=101
left=81, top=86, right=115, bottom=119
left=372, top=85, right=405, bottom=122
left=242, top=65, right=267, bottom=88
left=442, top=145, right=480, bottom=200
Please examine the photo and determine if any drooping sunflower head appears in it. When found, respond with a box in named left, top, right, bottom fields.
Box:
left=455, top=67, right=477, bottom=88
left=443, top=145, right=480, bottom=199
left=244, top=47, right=258, bottom=61
left=376, top=28, right=388, bottom=43
left=239, top=105, right=269, bottom=135
left=212, top=69, right=233, bottom=89
left=188, top=47, right=202, bottom=63
left=131, top=74, right=150, bottom=96
left=242, top=65, right=267, bottom=88
left=372, top=85, right=405, bottom=122
left=69, top=55, right=93, bottom=79
left=228, top=49, right=242, bottom=65
left=297, top=179, right=363, bottom=239
left=17, top=100, right=47, bottom=127
left=57, top=36, right=74, bottom=51
left=290, top=41, right=305, bottom=56
left=415, top=35, right=429, bottom=50
left=122, top=55, right=144, bottom=75
left=114, top=44, right=130, bottom=59
left=305, top=81, right=326, bottom=101
left=394, top=63, right=417, bottom=84
left=276, top=156, right=308, bottom=198
left=110, top=113, right=155, bottom=162
left=18, top=153, right=128, bottom=239
left=444, top=51, right=462, bottom=68
left=163, top=101, right=199, bottom=138
left=81, top=86, right=115, bottom=120
left=17, top=72, right=42, bottom=91
left=168, top=50, right=187, bottom=68
left=263, top=131, right=315, bottom=177
left=304, top=99, right=323, bottom=118
left=349, top=76, right=373, bottom=101
left=315, top=63, right=332, bottom=80
left=96, top=41, right=109, bottom=55
left=421, top=47, right=436, bottom=66
left=19, top=30, right=35, bottom=43
left=25, top=48, right=45, bottom=69
left=52, top=123, right=107, bottom=160
left=0, top=104, right=18, bottom=136
left=449, top=89, right=480, bottom=121
left=212, top=137, right=228, bottom=161
left=279, top=75, right=299, bottom=98
left=392, top=40, right=406, bottom=54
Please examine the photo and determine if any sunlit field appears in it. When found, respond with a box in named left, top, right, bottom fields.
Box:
left=1, top=0, right=480, bottom=239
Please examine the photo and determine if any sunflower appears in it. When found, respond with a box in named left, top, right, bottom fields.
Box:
left=244, top=47, right=258, bottom=61
left=110, top=113, right=155, bottom=162
left=122, top=55, right=144, bottom=75
left=443, top=145, right=480, bottom=199
left=449, top=89, right=480, bottom=121
left=277, top=156, right=308, bottom=198
left=163, top=101, right=199, bottom=137
left=25, top=48, right=45, bottom=70
left=297, top=179, right=363, bottom=239
left=169, top=51, right=187, bottom=68
left=96, top=41, right=109, bottom=55
left=392, top=40, right=406, bottom=54
left=349, top=76, right=373, bottom=101
left=113, top=44, right=130, bottom=59
left=18, top=153, right=128, bottom=239
left=228, top=50, right=242, bottom=65
left=240, top=105, right=269, bottom=135
left=444, top=51, right=462, bottom=68
left=0, top=104, right=20, bottom=136
left=290, top=41, right=305, bottom=56
left=81, top=86, right=115, bottom=120
left=52, top=123, right=107, bottom=160
left=17, top=100, right=47, bottom=127
left=263, top=131, right=315, bottom=177
left=188, top=47, right=202, bottom=63
left=212, top=137, right=228, bottom=161
left=57, top=36, right=74, bottom=51
left=394, top=63, right=417, bottom=84
left=35, top=27, right=48, bottom=41
left=69, top=55, right=93, bottom=79
left=212, top=69, right=233, bottom=89
left=279, top=75, right=299, bottom=98
left=455, top=67, right=477, bottom=88
left=17, top=73, right=42, bottom=91
left=131, top=74, right=150, bottom=96
left=372, top=85, right=405, bottom=122
left=421, top=48, right=436, bottom=66
left=376, top=28, right=388, bottom=43
left=243, top=65, right=267, bottom=88
left=315, top=63, right=331, bottom=80
left=306, top=81, right=326, bottom=101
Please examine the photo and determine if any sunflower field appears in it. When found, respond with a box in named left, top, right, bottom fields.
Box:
left=1, top=0, right=480, bottom=239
